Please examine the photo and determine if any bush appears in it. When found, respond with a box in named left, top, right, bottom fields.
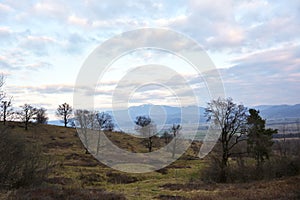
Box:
left=106, top=171, right=139, bottom=184
left=8, top=187, right=127, bottom=200
left=0, top=127, right=50, bottom=189
left=201, top=155, right=300, bottom=183
left=200, top=157, right=226, bottom=183
left=262, top=157, right=300, bottom=179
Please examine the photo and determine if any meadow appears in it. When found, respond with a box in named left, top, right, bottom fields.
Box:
left=0, top=122, right=299, bottom=200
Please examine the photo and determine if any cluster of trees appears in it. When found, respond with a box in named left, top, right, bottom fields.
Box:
left=0, top=75, right=112, bottom=132
left=0, top=75, right=50, bottom=129
left=205, top=97, right=278, bottom=182
left=134, top=115, right=182, bottom=157
left=73, top=109, right=115, bottom=154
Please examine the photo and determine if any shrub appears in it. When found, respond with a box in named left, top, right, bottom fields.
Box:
left=106, top=171, right=139, bottom=184
left=0, top=127, right=50, bottom=189
left=8, top=187, right=127, bottom=200
left=201, top=155, right=300, bottom=183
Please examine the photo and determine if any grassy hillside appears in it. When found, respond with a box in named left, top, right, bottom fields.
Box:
left=0, top=122, right=299, bottom=200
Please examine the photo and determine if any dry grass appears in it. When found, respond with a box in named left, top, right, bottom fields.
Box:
left=0, top=122, right=299, bottom=200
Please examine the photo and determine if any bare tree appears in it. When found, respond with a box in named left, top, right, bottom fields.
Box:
left=135, top=115, right=157, bottom=152
left=96, top=112, right=114, bottom=131
left=162, top=130, right=173, bottom=144
left=95, top=112, right=114, bottom=155
left=18, top=104, right=37, bottom=130
left=56, top=103, right=72, bottom=127
left=277, top=124, right=288, bottom=157
left=205, top=97, right=248, bottom=182
left=296, top=118, right=300, bottom=134
left=74, top=109, right=94, bottom=154
left=171, top=124, right=182, bottom=158
left=0, top=75, right=14, bottom=125
left=35, top=108, right=48, bottom=124
left=1, top=97, right=13, bottom=125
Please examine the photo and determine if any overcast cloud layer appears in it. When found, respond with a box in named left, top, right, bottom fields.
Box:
left=0, top=0, right=299, bottom=118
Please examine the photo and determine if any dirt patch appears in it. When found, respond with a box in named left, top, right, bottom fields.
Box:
left=106, top=171, right=139, bottom=184
left=45, top=142, right=73, bottom=148
left=46, top=177, right=73, bottom=185
left=65, top=153, right=83, bottom=160
left=64, top=153, right=103, bottom=167
left=158, top=194, right=189, bottom=200
left=156, top=168, right=168, bottom=174
left=166, top=164, right=191, bottom=169
left=79, top=173, right=106, bottom=186
left=161, top=182, right=216, bottom=191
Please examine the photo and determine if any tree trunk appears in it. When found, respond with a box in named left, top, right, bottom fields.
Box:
left=64, top=114, right=67, bottom=127
left=172, top=138, right=177, bottom=158
left=3, top=105, right=6, bottom=125
left=96, top=131, right=101, bottom=156
left=25, top=121, right=28, bottom=130
left=149, top=137, right=153, bottom=152
left=220, top=150, right=228, bottom=183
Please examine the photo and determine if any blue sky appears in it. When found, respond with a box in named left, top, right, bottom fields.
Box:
left=0, top=0, right=300, bottom=118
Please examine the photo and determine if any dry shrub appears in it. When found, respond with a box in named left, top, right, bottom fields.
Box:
left=79, top=173, right=105, bottom=186
left=201, top=155, right=300, bottom=183
left=46, top=177, right=73, bottom=185
left=156, top=167, right=168, bottom=174
left=0, top=127, right=51, bottom=189
left=106, top=171, right=139, bottom=184
left=200, top=157, right=225, bottom=183
left=262, top=156, right=300, bottom=179
left=191, top=175, right=300, bottom=200
left=8, top=187, right=126, bottom=200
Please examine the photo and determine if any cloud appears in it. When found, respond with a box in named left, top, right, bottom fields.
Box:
left=235, top=0, right=300, bottom=47
left=0, top=26, right=13, bottom=37
left=230, top=44, right=300, bottom=75
left=33, top=1, right=67, bottom=17
left=154, top=0, right=300, bottom=54
left=0, top=2, right=13, bottom=12
left=217, top=44, right=300, bottom=105
left=68, top=15, right=88, bottom=27
left=6, top=84, right=74, bottom=96
left=0, top=48, right=53, bottom=73
left=20, top=35, right=58, bottom=56
left=32, top=84, right=75, bottom=94
left=63, top=32, right=90, bottom=54
left=0, top=0, right=299, bottom=111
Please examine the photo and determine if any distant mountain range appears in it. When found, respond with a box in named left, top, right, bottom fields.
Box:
left=48, top=104, right=300, bottom=127
left=253, top=104, right=300, bottom=119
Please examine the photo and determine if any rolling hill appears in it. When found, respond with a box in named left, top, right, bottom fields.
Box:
left=0, top=122, right=299, bottom=200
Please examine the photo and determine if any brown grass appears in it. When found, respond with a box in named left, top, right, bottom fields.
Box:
left=1, top=122, right=299, bottom=200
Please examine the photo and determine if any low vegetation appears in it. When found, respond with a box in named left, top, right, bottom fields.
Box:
left=0, top=122, right=299, bottom=200
left=0, top=126, right=50, bottom=189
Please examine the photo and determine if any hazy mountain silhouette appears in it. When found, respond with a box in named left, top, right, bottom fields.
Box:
left=49, top=104, right=300, bottom=127
left=253, top=104, right=300, bottom=119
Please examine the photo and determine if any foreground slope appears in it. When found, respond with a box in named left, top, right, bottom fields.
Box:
left=0, top=122, right=299, bottom=200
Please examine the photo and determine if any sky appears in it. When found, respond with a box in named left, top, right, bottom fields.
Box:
left=0, top=0, right=300, bottom=119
